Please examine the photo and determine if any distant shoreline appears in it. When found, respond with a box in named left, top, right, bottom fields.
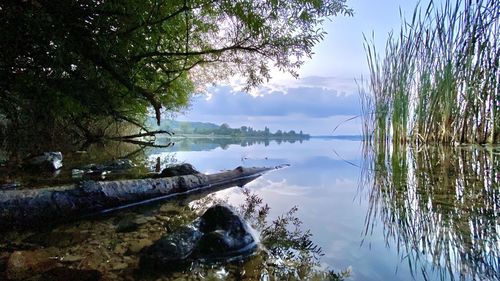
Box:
left=157, top=133, right=310, bottom=140
left=156, top=133, right=362, bottom=141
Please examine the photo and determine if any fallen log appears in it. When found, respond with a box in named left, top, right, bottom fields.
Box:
left=0, top=166, right=285, bottom=229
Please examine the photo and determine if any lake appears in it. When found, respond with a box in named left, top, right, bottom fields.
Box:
left=0, top=137, right=498, bottom=280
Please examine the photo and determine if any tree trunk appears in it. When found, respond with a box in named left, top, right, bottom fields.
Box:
left=0, top=166, right=280, bottom=229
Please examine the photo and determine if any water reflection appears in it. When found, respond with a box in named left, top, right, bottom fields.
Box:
left=362, top=143, right=500, bottom=281
left=154, top=136, right=307, bottom=152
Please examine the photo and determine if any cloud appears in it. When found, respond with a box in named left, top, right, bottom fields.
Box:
left=266, top=75, right=359, bottom=94
left=189, top=83, right=361, bottom=118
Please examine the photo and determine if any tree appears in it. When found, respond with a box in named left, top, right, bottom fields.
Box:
left=0, top=0, right=352, bottom=142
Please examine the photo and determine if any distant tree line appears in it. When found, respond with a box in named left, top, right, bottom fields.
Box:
left=183, top=123, right=309, bottom=139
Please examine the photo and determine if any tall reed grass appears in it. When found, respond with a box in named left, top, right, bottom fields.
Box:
left=360, top=0, right=499, bottom=144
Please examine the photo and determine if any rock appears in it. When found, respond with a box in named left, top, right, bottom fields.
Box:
left=71, top=169, right=85, bottom=178
left=197, top=204, right=257, bottom=259
left=115, top=217, right=139, bottom=233
left=6, top=249, right=58, bottom=280
left=41, top=267, right=102, bottom=281
left=83, top=159, right=134, bottom=173
left=75, top=159, right=135, bottom=179
left=134, top=217, right=150, bottom=225
left=61, top=254, right=84, bottom=262
left=111, top=262, right=128, bottom=271
left=113, top=244, right=127, bottom=255
left=158, top=163, right=200, bottom=177
left=199, top=204, right=246, bottom=234
left=25, top=152, right=63, bottom=171
left=139, top=204, right=258, bottom=272
left=139, top=225, right=203, bottom=270
left=159, top=204, right=181, bottom=215
left=128, top=239, right=154, bottom=254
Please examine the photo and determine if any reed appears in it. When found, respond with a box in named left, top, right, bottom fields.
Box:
left=360, top=0, right=499, bottom=144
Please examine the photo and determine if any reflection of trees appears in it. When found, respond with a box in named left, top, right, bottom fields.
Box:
left=189, top=188, right=350, bottom=281
left=155, top=137, right=305, bottom=153
left=362, top=143, right=499, bottom=280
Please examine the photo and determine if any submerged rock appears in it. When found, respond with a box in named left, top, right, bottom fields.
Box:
left=24, top=152, right=63, bottom=171
left=115, top=217, right=140, bottom=233
left=128, top=239, right=154, bottom=254
left=72, top=159, right=135, bottom=179
left=6, top=249, right=58, bottom=280
left=139, top=204, right=258, bottom=272
left=140, top=225, right=203, bottom=270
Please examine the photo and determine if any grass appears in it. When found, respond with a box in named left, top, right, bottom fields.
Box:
left=360, top=0, right=499, bottom=145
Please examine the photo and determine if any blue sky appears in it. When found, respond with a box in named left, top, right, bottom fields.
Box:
left=176, top=1, right=422, bottom=135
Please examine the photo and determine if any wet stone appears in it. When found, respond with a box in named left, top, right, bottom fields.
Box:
left=112, top=262, right=128, bottom=271
left=139, top=204, right=258, bottom=272
left=115, top=217, right=139, bottom=233
left=6, top=249, right=58, bottom=280
left=24, top=152, right=63, bottom=171
left=134, top=217, right=151, bottom=225
left=61, top=254, right=84, bottom=262
left=128, top=239, right=154, bottom=254
left=114, top=244, right=127, bottom=255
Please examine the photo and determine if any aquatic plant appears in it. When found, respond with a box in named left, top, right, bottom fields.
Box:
left=360, top=0, right=499, bottom=144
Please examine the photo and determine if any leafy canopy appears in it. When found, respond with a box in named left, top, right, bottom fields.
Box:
left=0, top=0, right=352, bottom=136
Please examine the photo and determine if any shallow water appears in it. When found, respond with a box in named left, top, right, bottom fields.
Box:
left=0, top=137, right=498, bottom=280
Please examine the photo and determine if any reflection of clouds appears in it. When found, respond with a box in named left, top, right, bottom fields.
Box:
left=250, top=178, right=310, bottom=196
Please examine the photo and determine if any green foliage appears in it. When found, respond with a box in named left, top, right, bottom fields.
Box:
left=0, top=0, right=352, bottom=142
left=360, top=0, right=499, bottom=144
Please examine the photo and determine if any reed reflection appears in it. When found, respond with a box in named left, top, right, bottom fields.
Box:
left=362, top=143, right=499, bottom=281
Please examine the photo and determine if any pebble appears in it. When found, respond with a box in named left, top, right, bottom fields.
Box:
left=112, top=262, right=128, bottom=270
left=128, top=239, right=153, bottom=254
left=61, top=254, right=84, bottom=262
left=114, top=244, right=127, bottom=255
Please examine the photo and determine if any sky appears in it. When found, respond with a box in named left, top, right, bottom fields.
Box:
left=176, top=1, right=422, bottom=136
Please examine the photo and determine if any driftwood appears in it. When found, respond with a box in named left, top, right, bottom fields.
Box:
left=0, top=166, right=282, bottom=229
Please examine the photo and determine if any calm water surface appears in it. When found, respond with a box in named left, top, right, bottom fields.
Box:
left=148, top=137, right=499, bottom=281
left=1, top=137, right=498, bottom=280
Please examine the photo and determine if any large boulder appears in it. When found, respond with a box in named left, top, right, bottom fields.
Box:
left=139, top=204, right=258, bottom=271
left=196, top=204, right=257, bottom=259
